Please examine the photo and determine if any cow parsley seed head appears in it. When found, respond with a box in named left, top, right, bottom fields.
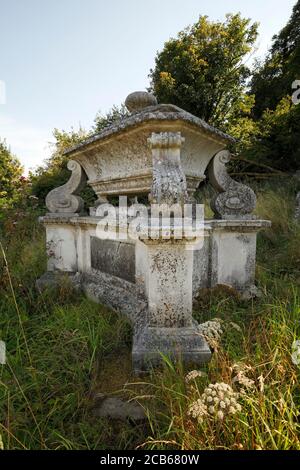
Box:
left=185, top=370, right=205, bottom=383
left=188, top=382, right=242, bottom=424
left=201, top=382, right=241, bottom=420
left=232, top=363, right=255, bottom=390
left=197, top=320, right=223, bottom=348
left=187, top=399, right=208, bottom=423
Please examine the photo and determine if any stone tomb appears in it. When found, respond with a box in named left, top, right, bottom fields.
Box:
left=38, top=91, right=270, bottom=372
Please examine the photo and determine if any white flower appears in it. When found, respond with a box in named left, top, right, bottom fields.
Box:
left=185, top=370, right=205, bottom=383
left=188, top=382, right=242, bottom=424
left=197, top=320, right=223, bottom=348
left=187, top=399, right=208, bottom=423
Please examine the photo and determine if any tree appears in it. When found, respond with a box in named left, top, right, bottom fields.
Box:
left=251, top=0, right=300, bottom=118
left=93, top=104, right=129, bottom=133
left=30, top=105, right=131, bottom=205
left=30, top=127, right=90, bottom=203
left=149, top=14, right=258, bottom=127
left=0, top=140, right=23, bottom=210
left=248, top=97, right=300, bottom=172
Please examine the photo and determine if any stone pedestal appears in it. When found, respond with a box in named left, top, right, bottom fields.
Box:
left=43, top=215, right=79, bottom=273
left=210, top=219, right=271, bottom=293
left=132, top=236, right=211, bottom=371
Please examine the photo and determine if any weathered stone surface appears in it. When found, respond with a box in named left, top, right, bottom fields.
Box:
left=148, top=132, right=188, bottom=206
left=132, top=326, right=211, bottom=372
left=125, top=91, right=157, bottom=113
left=46, top=160, right=86, bottom=214
left=39, top=90, right=271, bottom=373
left=90, top=237, right=135, bottom=283
left=64, top=103, right=234, bottom=156
left=93, top=396, right=146, bottom=422
left=62, top=102, right=234, bottom=202
left=209, top=219, right=271, bottom=292
left=82, top=269, right=148, bottom=333
left=209, top=150, right=256, bottom=219
left=141, top=239, right=194, bottom=328
left=36, top=271, right=82, bottom=292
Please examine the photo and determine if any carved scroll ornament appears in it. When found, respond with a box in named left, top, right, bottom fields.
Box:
left=208, top=150, right=256, bottom=219
left=46, top=160, right=87, bottom=214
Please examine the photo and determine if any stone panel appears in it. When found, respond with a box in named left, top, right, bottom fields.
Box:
left=90, top=237, right=135, bottom=283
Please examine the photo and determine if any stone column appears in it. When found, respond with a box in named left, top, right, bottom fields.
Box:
left=209, top=219, right=270, bottom=296
left=207, top=150, right=271, bottom=297
left=132, top=132, right=211, bottom=371
left=37, top=160, right=87, bottom=285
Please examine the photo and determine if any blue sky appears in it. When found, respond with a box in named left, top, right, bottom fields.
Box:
left=0, top=0, right=296, bottom=173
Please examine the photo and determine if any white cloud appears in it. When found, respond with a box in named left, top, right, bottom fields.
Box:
left=0, top=114, right=52, bottom=175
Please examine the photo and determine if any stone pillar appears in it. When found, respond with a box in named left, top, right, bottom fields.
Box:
left=133, top=237, right=211, bottom=371
left=44, top=216, right=78, bottom=273
left=145, top=239, right=194, bottom=328
left=209, top=220, right=270, bottom=295
left=132, top=132, right=211, bottom=371
left=37, top=160, right=87, bottom=285
left=206, top=150, right=271, bottom=296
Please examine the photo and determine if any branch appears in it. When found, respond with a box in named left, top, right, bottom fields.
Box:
left=231, top=155, right=288, bottom=175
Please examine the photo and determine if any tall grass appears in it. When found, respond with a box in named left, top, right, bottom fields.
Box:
left=0, top=179, right=300, bottom=449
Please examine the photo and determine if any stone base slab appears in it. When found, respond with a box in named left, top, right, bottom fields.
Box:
left=132, top=326, right=211, bottom=373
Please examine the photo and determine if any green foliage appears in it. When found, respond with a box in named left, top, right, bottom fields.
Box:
left=0, top=211, right=136, bottom=450
left=93, top=104, right=129, bottom=134
left=0, top=140, right=24, bottom=211
left=251, top=0, right=300, bottom=118
left=30, top=128, right=89, bottom=205
left=248, top=98, right=300, bottom=172
left=30, top=106, right=130, bottom=209
left=1, top=181, right=300, bottom=450
left=128, top=181, right=300, bottom=451
left=228, top=96, right=300, bottom=173
left=149, top=14, right=258, bottom=127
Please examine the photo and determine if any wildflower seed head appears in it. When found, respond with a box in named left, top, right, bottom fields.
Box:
left=201, top=382, right=241, bottom=420
left=185, top=370, right=205, bottom=383
left=187, top=399, right=208, bottom=423
left=197, top=320, right=223, bottom=348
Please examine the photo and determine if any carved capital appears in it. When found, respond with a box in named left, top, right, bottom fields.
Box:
left=46, top=160, right=87, bottom=214
left=148, top=132, right=185, bottom=150
left=208, top=150, right=256, bottom=219
left=148, top=132, right=188, bottom=206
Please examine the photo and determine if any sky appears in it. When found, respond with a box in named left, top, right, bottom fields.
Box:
left=0, top=0, right=296, bottom=174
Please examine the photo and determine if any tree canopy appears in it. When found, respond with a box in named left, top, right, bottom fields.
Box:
left=0, top=140, right=23, bottom=210
left=250, top=0, right=300, bottom=118
left=149, top=14, right=258, bottom=127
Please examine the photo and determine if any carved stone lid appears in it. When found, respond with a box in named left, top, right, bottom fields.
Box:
left=64, top=91, right=235, bottom=156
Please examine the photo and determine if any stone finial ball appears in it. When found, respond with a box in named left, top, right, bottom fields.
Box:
left=125, top=91, right=158, bottom=112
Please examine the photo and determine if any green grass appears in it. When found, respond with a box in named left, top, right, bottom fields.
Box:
left=0, top=180, right=300, bottom=449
